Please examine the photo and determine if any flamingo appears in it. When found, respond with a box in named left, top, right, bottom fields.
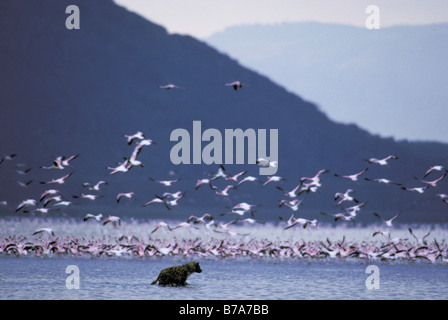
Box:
left=124, top=131, right=144, bottom=145
left=224, top=81, right=250, bottom=91
left=223, top=170, right=247, bottom=182
left=0, top=153, right=17, bottom=164
left=148, top=177, right=181, bottom=186
left=232, top=202, right=260, bottom=212
left=256, top=157, right=278, bottom=169
left=300, top=169, right=329, bottom=183
left=40, top=173, right=73, bottom=185
left=424, top=165, right=447, bottom=177
left=39, top=189, right=62, bottom=202
left=150, top=221, right=172, bottom=234
left=52, top=201, right=73, bottom=207
left=17, top=180, right=33, bottom=188
left=32, top=228, right=55, bottom=236
left=116, top=192, right=135, bottom=203
left=163, top=192, right=186, bottom=209
left=159, top=84, right=185, bottom=90
left=320, top=211, right=355, bottom=223
left=107, top=159, right=131, bottom=175
left=83, top=213, right=103, bottom=222
left=334, top=189, right=359, bottom=205
left=126, top=147, right=144, bottom=168
left=143, top=197, right=171, bottom=210
left=210, top=184, right=235, bottom=196
left=61, top=154, right=80, bottom=167
left=187, top=213, right=214, bottom=224
left=413, top=172, right=447, bottom=187
left=345, top=202, right=367, bottom=218
left=103, top=216, right=121, bottom=226
left=29, top=207, right=59, bottom=215
left=334, top=168, right=368, bottom=182
left=72, top=194, right=104, bottom=201
left=262, top=175, right=287, bottom=187
left=401, top=185, right=429, bottom=194
left=40, top=156, right=65, bottom=170
left=156, top=191, right=183, bottom=200
left=373, top=212, right=401, bottom=228
left=43, top=195, right=65, bottom=207
left=15, top=199, right=37, bottom=212
left=195, top=178, right=212, bottom=190
left=279, top=199, right=302, bottom=212
left=408, top=228, right=431, bottom=245
left=16, top=167, right=32, bottom=175
left=83, top=180, right=108, bottom=191
left=237, top=176, right=262, bottom=187
left=364, top=177, right=402, bottom=186
left=364, top=154, right=398, bottom=166
left=208, top=165, right=228, bottom=181
left=276, top=183, right=302, bottom=198
left=171, top=222, right=199, bottom=231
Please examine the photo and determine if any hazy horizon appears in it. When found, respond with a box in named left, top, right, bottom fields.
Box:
left=114, top=0, right=448, bottom=39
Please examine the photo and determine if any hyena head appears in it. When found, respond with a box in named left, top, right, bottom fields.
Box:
left=188, top=261, right=202, bottom=273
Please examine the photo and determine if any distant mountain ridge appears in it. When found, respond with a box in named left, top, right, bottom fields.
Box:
left=0, top=0, right=447, bottom=223
left=206, top=22, right=448, bottom=143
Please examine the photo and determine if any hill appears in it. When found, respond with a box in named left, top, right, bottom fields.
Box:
left=206, top=22, right=448, bottom=143
left=1, top=0, right=447, bottom=223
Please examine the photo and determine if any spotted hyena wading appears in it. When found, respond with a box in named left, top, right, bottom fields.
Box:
left=151, top=261, right=202, bottom=286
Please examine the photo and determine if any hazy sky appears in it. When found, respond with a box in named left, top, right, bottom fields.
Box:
left=114, top=0, right=448, bottom=38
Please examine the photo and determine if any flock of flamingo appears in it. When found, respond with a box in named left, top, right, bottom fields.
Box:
left=1, top=84, right=448, bottom=263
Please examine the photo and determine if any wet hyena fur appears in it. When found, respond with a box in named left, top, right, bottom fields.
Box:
left=151, top=261, right=202, bottom=286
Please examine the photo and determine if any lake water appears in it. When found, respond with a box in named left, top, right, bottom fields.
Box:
left=1, top=256, right=447, bottom=300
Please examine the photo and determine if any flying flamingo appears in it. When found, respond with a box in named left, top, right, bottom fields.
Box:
left=224, top=81, right=250, bottom=91
left=334, top=189, right=359, bottom=205
left=334, top=168, right=368, bottom=182
left=117, top=192, right=135, bottom=203
left=424, top=165, right=447, bottom=177
left=83, top=213, right=103, bottom=222
left=124, top=131, right=145, bottom=145
left=148, top=177, right=181, bottom=186
left=103, top=216, right=121, bottom=227
left=83, top=180, right=108, bottom=191
left=413, top=172, right=447, bottom=187
left=32, top=228, right=55, bottom=236
left=262, top=175, right=287, bottom=187
left=159, top=84, right=185, bottom=90
left=15, top=199, right=37, bottom=212
left=40, top=173, right=73, bottom=185
left=373, top=212, right=401, bottom=228
left=364, top=154, right=398, bottom=166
